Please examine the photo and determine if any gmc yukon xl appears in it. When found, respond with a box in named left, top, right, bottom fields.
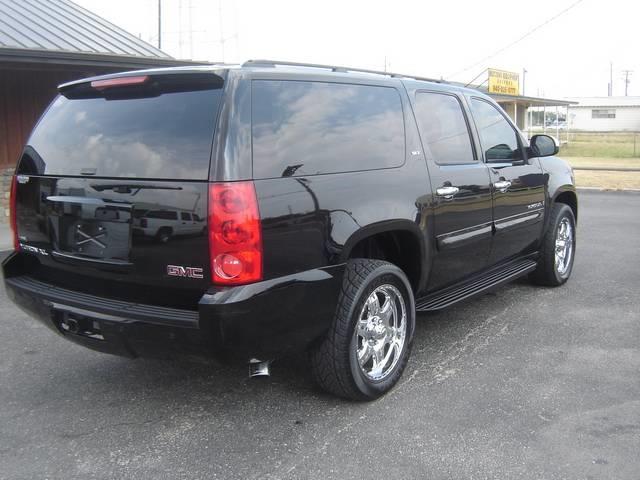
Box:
left=3, top=60, right=577, bottom=400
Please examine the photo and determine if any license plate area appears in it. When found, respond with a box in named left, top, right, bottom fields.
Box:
left=47, top=198, right=132, bottom=261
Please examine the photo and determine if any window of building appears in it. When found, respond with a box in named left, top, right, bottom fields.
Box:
left=592, top=109, right=616, bottom=119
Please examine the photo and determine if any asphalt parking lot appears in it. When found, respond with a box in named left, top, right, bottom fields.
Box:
left=0, top=190, right=638, bottom=480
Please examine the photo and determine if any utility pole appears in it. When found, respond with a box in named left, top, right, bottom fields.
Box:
left=609, top=61, right=613, bottom=96
left=622, top=70, right=633, bottom=96
left=157, top=0, right=162, bottom=50
left=188, top=0, right=193, bottom=59
left=522, top=68, right=527, bottom=96
left=215, top=0, right=239, bottom=63
left=219, top=0, right=225, bottom=62
left=178, top=0, right=183, bottom=57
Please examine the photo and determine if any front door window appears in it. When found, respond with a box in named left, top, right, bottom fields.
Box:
left=470, top=99, right=522, bottom=162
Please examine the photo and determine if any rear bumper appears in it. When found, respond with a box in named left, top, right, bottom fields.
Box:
left=2, top=252, right=343, bottom=361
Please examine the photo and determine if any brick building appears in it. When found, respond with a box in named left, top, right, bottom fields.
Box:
left=0, top=0, right=198, bottom=221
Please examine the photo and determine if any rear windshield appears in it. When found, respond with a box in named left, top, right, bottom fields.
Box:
left=20, top=78, right=223, bottom=180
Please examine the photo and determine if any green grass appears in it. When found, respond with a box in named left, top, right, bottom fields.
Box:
left=553, top=132, right=640, bottom=189
left=574, top=170, right=640, bottom=190
left=558, top=132, right=640, bottom=158
left=564, top=157, right=640, bottom=169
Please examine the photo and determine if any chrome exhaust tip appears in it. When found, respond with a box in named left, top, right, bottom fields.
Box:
left=61, top=318, right=79, bottom=334
left=249, top=358, right=271, bottom=378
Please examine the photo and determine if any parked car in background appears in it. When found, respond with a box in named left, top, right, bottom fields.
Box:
left=133, top=208, right=205, bottom=243
left=545, top=120, right=567, bottom=130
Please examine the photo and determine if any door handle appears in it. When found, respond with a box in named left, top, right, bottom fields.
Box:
left=494, top=180, right=511, bottom=193
left=436, top=186, right=460, bottom=199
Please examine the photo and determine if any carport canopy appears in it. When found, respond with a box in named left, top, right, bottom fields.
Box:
left=489, top=93, right=578, bottom=139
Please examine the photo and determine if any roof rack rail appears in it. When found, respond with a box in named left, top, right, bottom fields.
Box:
left=242, top=59, right=445, bottom=84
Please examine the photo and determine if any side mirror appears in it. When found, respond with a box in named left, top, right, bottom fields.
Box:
left=529, top=134, right=559, bottom=158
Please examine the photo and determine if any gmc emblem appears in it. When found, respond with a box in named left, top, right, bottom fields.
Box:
left=167, top=265, right=204, bottom=279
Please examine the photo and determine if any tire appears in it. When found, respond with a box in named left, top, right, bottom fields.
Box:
left=531, top=203, right=576, bottom=286
left=310, top=259, right=416, bottom=401
left=156, top=228, right=172, bottom=244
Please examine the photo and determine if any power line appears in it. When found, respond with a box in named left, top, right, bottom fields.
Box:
left=447, top=0, right=585, bottom=80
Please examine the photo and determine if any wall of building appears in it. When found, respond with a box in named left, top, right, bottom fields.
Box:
left=497, top=101, right=530, bottom=131
left=569, top=106, right=640, bottom=132
left=0, top=68, right=90, bottom=168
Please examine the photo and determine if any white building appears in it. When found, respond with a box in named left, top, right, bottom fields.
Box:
left=566, top=97, right=640, bottom=132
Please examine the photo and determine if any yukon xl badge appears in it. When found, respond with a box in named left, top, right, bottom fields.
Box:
left=167, top=265, right=204, bottom=279
left=20, top=244, right=48, bottom=256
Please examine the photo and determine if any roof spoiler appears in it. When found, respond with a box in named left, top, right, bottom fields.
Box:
left=58, top=67, right=226, bottom=97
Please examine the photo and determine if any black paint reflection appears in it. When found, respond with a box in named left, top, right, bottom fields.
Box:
left=15, top=175, right=210, bottom=299
left=23, top=87, right=222, bottom=180
left=470, top=99, right=522, bottom=161
left=252, top=80, right=405, bottom=179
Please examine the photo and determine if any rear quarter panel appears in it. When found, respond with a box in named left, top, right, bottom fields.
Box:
left=254, top=166, right=430, bottom=280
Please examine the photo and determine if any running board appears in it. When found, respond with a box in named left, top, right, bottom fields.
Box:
left=416, top=258, right=538, bottom=312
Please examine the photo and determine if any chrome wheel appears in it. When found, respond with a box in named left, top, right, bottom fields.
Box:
left=355, top=284, right=407, bottom=381
left=555, top=217, right=573, bottom=275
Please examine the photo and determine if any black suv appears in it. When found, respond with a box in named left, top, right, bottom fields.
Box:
left=3, top=60, right=577, bottom=400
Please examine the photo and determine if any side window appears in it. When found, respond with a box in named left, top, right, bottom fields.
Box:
left=413, top=92, right=475, bottom=165
left=252, top=80, right=405, bottom=178
left=181, top=212, right=192, bottom=221
left=470, top=98, right=522, bottom=162
left=147, top=210, right=178, bottom=220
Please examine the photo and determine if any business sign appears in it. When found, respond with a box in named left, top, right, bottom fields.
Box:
left=488, top=69, right=520, bottom=96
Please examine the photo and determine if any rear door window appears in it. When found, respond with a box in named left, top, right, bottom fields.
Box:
left=251, top=80, right=405, bottom=178
left=413, top=92, right=476, bottom=165
left=21, top=77, right=223, bottom=180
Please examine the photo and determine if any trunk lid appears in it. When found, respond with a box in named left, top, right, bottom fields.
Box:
left=13, top=71, right=225, bottom=309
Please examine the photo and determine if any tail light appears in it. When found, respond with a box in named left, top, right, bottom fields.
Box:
left=208, top=181, right=262, bottom=285
left=9, top=175, right=19, bottom=250
left=91, top=75, right=149, bottom=90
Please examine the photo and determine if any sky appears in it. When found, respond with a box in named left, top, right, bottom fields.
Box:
left=75, top=0, right=638, bottom=98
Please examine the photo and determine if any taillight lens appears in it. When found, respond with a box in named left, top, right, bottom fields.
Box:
left=209, top=182, right=262, bottom=285
left=9, top=175, right=19, bottom=251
